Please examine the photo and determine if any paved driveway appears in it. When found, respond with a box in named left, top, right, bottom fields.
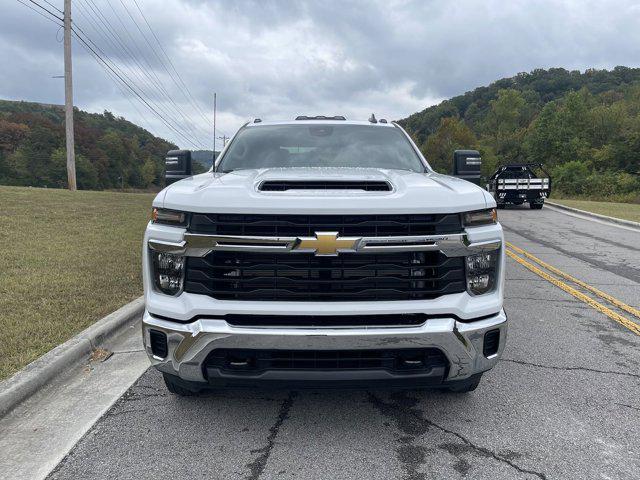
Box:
left=48, top=206, right=640, bottom=480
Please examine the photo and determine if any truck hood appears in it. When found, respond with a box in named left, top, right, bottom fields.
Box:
left=156, top=167, right=492, bottom=214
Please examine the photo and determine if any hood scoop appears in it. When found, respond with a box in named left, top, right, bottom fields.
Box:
left=258, top=180, right=392, bottom=192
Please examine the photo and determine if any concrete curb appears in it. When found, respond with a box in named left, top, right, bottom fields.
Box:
left=0, top=296, right=145, bottom=418
left=546, top=201, right=640, bottom=230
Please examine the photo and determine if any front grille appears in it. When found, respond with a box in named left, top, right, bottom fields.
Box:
left=258, top=180, right=392, bottom=191
left=185, top=251, right=466, bottom=301
left=188, top=213, right=462, bottom=237
left=205, top=348, right=448, bottom=373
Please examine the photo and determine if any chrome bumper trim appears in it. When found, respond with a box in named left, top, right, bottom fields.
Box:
left=142, top=309, right=507, bottom=383
left=148, top=232, right=501, bottom=258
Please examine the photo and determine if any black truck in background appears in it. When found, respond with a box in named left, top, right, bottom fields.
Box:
left=486, top=163, right=551, bottom=209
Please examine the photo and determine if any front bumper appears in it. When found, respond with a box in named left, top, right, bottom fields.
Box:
left=142, top=309, right=507, bottom=386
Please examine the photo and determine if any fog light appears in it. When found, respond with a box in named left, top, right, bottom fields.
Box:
left=465, top=250, right=498, bottom=295
left=152, top=251, right=185, bottom=296
left=468, top=273, right=490, bottom=291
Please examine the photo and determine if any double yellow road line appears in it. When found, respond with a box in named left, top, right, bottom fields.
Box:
left=505, top=242, right=640, bottom=336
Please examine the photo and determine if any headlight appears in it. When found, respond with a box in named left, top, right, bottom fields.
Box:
left=463, top=209, right=497, bottom=227
left=152, top=208, right=188, bottom=226
left=465, top=250, right=498, bottom=295
left=152, top=251, right=185, bottom=296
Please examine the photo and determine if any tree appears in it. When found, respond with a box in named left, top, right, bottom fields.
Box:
left=0, top=99, right=176, bottom=191
left=0, top=120, right=29, bottom=152
left=398, top=67, right=640, bottom=199
left=424, top=117, right=477, bottom=173
left=140, top=157, right=157, bottom=187
left=481, top=89, right=528, bottom=164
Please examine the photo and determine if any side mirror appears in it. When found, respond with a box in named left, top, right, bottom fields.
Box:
left=453, top=150, right=482, bottom=185
left=165, top=150, right=192, bottom=185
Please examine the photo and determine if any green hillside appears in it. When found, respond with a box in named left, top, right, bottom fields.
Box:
left=0, top=99, right=177, bottom=190
left=399, top=67, right=640, bottom=201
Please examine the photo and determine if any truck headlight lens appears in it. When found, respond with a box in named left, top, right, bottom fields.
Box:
left=465, top=250, right=498, bottom=295
left=152, top=208, right=188, bottom=226
left=152, top=252, right=185, bottom=295
left=463, top=209, right=497, bottom=227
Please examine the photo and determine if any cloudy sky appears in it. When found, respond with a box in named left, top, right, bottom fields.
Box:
left=2, top=0, right=639, bottom=148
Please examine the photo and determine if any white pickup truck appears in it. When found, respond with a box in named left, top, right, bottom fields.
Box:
left=142, top=116, right=506, bottom=395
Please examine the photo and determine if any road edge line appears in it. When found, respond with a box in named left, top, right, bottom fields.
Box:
left=0, top=296, right=145, bottom=419
left=546, top=201, right=640, bottom=230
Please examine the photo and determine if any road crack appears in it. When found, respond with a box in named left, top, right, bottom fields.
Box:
left=615, top=403, right=640, bottom=413
left=246, top=391, right=296, bottom=480
left=367, top=391, right=547, bottom=479
left=501, top=358, right=640, bottom=379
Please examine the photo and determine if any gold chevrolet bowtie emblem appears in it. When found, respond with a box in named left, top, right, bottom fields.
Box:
left=297, top=232, right=360, bottom=256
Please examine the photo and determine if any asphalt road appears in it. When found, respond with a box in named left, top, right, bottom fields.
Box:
left=48, top=205, right=640, bottom=480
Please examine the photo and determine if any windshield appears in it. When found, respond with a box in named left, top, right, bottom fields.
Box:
left=217, top=124, right=425, bottom=173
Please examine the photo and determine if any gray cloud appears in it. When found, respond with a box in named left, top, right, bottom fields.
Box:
left=1, top=0, right=639, bottom=148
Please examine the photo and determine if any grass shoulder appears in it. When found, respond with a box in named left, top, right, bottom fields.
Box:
left=0, top=186, right=155, bottom=380
left=550, top=198, right=640, bottom=224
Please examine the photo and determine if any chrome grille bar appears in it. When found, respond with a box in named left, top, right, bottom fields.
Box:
left=149, top=233, right=501, bottom=258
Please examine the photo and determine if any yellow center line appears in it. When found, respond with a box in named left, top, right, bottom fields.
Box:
left=507, top=241, right=640, bottom=321
left=505, top=249, right=640, bottom=336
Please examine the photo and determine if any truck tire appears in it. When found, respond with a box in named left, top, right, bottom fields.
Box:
left=530, top=201, right=544, bottom=209
left=162, top=373, right=204, bottom=396
left=446, top=373, right=483, bottom=393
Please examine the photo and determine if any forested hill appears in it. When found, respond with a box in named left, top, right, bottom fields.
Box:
left=399, top=67, right=640, bottom=200
left=0, top=99, right=177, bottom=190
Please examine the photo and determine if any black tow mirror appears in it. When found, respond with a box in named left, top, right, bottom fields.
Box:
left=452, top=150, right=482, bottom=185
left=165, top=150, right=192, bottom=185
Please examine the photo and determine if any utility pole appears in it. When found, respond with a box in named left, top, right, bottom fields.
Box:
left=213, top=92, right=217, bottom=160
left=217, top=135, right=228, bottom=147
left=64, top=0, right=77, bottom=191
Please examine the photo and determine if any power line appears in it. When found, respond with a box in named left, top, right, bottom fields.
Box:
left=64, top=8, right=154, bottom=135
left=85, top=0, right=208, bottom=147
left=21, top=0, right=190, bottom=147
left=17, top=0, right=198, bottom=155
left=79, top=37, right=157, bottom=137
left=72, top=27, right=203, bottom=149
left=80, top=0, right=206, bottom=147
left=72, top=2, right=206, bottom=148
left=100, top=0, right=208, bottom=145
left=130, top=0, right=213, bottom=128
left=41, top=0, right=62, bottom=14
left=16, top=0, right=62, bottom=26
left=18, top=0, right=210, bottom=150
left=70, top=23, right=158, bottom=133
left=116, top=0, right=211, bottom=142
left=74, top=1, right=207, bottom=148
left=23, top=0, right=63, bottom=21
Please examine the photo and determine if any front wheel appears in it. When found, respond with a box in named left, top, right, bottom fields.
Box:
left=446, top=373, right=483, bottom=393
left=163, top=373, right=205, bottom=396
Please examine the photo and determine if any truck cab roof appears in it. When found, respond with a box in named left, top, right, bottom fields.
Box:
left=246, top=119, right=396, bottom=128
